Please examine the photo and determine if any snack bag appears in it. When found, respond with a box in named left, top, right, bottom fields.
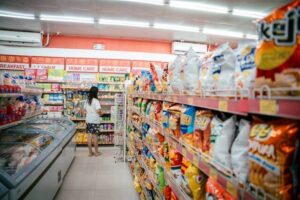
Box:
left=170, top=148, right=183, bottom=185
left=255, top=1, right=300, bottom=92
left=162, top=64, right=168, bottom=93
left=206, top=178, right=235, bottom=200
left=199, top=52, right=214, bottom=93
left=210, top=115, right=236, bottom=170
left=231, top=119, right=250, bottom=183
left=156, top=165, right=166, bottom=191
left=180, top=105, right=196, bottom=145
left=248, top=117, right=299, bottom=199
left=211, top=43, right=236, bottom=96
left=169, top=56, right=184, bottom=93
left=235, top=43, right=256, bottom=95
left=162, top=102, right=171, bottom=128
left=193, top=110, right=214, bottom=153
left=168, top=104, right=182, bottom=138
left=185, top=164, right=207, bottom=200
left=141, top=99, right=148, bottom=114
left=150, top=63, right=163, bottom=93
left=183, top=48, right=200, bottom=94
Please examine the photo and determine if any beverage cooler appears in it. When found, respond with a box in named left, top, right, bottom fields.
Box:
left=0, top=117, right=76, bottom=200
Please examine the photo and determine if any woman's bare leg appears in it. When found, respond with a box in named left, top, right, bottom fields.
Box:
left=93, top=134, right=100, bottom=156
left=87, top=133, right=93, bottom=156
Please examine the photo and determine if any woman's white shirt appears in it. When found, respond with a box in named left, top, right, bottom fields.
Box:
left=84, top=98, right=101, bottom=124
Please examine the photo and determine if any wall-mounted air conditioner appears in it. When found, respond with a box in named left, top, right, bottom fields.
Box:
left=172, top=41, right=207, bottom=55
left=0, top=30, right=42, bottom=47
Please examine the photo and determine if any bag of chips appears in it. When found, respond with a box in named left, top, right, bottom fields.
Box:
left=248, top=117, right=299, bottom=199
left=180, top=105, right=196, bottom=145
left=231, top=119, right=250, bottom=183
left=170, top=148, right=183, bottom=185
left=210, top=115, right=236, bottom=170
left=169, top=56, right=184, bottom=93
left=183, top=48, right=200, bottom=94
left=185, top=164, right=207, bottom=200
left=199, top=52, right=214, bottom=94
left=193, top=110, right=214, bottom=153
left=162, top=102, right=171, bottom=128
left=206, top=178, right=235, bottom=200
left=255, top=1, right=300, bottom=95
left=235, top=43, right=256, bottom=95
left=162, top=64, right=169, bottom=93
left=150, top=63, right=163, bottom=93
left=168, top=104, right=182, bottom=139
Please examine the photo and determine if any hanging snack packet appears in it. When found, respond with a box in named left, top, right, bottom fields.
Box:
left=168, top=104, right=182, bottom=139
left=180, top=105, right=196, bottom=145
left=255, top=1, right=300, bottom=93
left=193, top=110, right=214, bottom=153
left=150, top=63, right=163, bottom=93
left=235, top=43, right=256, bottom=95
left=248, top=117, right=299, bottom=200
left=199, top=52, right=214, bottom=93
left=183, top=48, right=200, bottom=94
left=169, top=56, right=184, bottom=93
left=211, top=43, right=236, bottom=96
left=231, top=119, right=250, bottom=184
left=210, top=115, right=236, bottom=170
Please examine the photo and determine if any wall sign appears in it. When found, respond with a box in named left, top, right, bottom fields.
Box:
left=66, top=58, right=98, bottom=72
left=99, top=59, right=131, bottom=74
left=0, top=55, right=30, bottom=70
left=31, top=56, right=65, bottom=70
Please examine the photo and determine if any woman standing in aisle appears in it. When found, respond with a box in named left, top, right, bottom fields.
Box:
left=85, top=86, right=102, bottom=157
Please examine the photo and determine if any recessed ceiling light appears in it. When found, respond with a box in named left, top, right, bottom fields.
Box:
left=40, top=15, right=94, bottom=24
left=232, top=9, right=266, bottom=19
left=99, top=19, right=150, bottom=28
left=203, top=28, right=244, bottom=38
left=153, top=23, right=200, bottom=32
left=0, top=10, right=35, bottom=20
left=169, top=0, right=228, bottom=14
left=119, top=0, right=164, bottom=6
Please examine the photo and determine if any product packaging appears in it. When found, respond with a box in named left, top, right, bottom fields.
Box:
left=199, top=52, right=214, bottom=94
left=180, top=105, right=196, bottom=145
left=206, top=178, right=235, bottom=200
left=169, top=56, right=183, bottom=93
left=248, top=117, right=299, bottom=199
left=150, top=63, right=163, bottom=93
left=168, top=104, right=182, bottom=139
left=183, top=48, right=200, bottom=94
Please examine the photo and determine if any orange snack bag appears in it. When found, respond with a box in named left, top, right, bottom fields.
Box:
left=248, top=117, right=299, bottom=199
left=255, top=1, right=300, bottom=89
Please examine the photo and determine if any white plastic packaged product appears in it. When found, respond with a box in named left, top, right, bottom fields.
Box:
left=235, top=43, right=257, bottom=96
left=183, top=48, right=200, bottom=94
left=211, top=43, right=236, bottom=96
left=168, top=56, right=183, bottom=93
left=231, top=119, right=250, bottom=183
left=199, top=52, right=214, bottom=93
left=210, top=115, right=236, bottom=170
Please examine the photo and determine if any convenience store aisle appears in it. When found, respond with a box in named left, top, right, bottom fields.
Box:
left=54, top=147, right=139, bottom=200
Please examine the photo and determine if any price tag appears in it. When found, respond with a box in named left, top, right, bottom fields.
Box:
left=259, top=100, right=278, bottom=115
left=193, top=156, right=199, bottom=166
left=218, top=100, right=228, bottom=111
left=209, top=169, right=218, bottom=181
left=226, top=181, right=238, bottom=198
left=182, top=148, right=187, bottom=157
left=187, top=97, right=194, bottom=105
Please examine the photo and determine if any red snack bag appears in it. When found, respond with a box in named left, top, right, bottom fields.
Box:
left=255, top=1, right=300, bottom=89
left=206, top=178, right=235, bottom=200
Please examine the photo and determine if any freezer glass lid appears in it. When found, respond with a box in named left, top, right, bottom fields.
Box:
left=21, top=124, right=66, bottom=135
left=0, top=132, right=54, bottom=150
left=31, top=118, right=73, bottom=128
left=0, top=143, right=41, bottom=176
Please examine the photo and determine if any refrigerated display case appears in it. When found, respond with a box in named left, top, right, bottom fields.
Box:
left=0, top=117, right=76, bottom=200
left=0, top=181, right=9, bottom=200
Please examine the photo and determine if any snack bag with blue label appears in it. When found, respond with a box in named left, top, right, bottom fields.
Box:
left=180, top=105, right=196, bottom=146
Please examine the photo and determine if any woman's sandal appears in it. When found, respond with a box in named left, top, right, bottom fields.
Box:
left=88, top=152, right=94, bottom=157
left=94, top=152, right=102, bottom=157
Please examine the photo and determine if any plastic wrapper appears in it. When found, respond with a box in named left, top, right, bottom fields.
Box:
left=180, top=105, right=196, bottom=146
left=156, top=165, right=166, bottom=191
left=231, top=119, right=250, bottom=183
left=206, top=178, right=235, bottom=200
left=184, top=164, right=207, bottom=200
left=170, top=148, right=183, bottom=185
left=162, top=64, right=168, bottom=92
left=183, top=48, right=200, bottom=94
left=248, top=117, right=299, bottom=200
left=255, top=1, right=300, bottom=95
left=199, top=52, right=214, bottom=93
left=162, top=102, right=171, bottom=128
left=210, top=115, right=236, bottom=170
left=169, top=56, right=184, bottom=93
left=150, top=63, right=163, bottom=92
left=193, top=110, right=214, bottom=153
left=235, top=43, right=256, bottom=95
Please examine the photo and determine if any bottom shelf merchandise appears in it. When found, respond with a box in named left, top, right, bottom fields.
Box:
left=75, top=131, right=114, bottom=145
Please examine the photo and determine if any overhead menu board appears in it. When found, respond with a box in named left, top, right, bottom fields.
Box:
left=31, top=57, right=65, bottom=70
left=66, top=58, right=98, bottom=73
left=99, top=59, right=131, bottom=74
left=0, top=55, right=30, bottom=70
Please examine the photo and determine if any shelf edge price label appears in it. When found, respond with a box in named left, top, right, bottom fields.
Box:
left=259, top=99, right=278, bottom=115
left=218, top=100, right=228, bottom=111
left=209, top=168, right=218, bottom=181
left=193, top=155, right=199, bottom=166
left=182, top=148, right=187, bottom=157
left=187, top=97, right=194, bottom=105
left=226, top=181, right=238, bottom=199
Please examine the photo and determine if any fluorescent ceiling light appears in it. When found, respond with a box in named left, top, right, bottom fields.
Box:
left=120, top=0, right=164, bottom=6
left=245, top=34, right=258, bottom=40
left=154, top=23, right=199, bottom=32
left=232, top=9, right=266, bottom=19
left=169, top=0, right=228, bottom=14
left=40, top=15, right=94, bottom=24
left=203, top=28, right=243, bottom=38
left=99, top=19, right=149, bottom=28
left=0, top=10, right=35, bottom=20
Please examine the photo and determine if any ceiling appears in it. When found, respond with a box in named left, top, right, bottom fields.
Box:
left=0, top=0, right=290, bottom=44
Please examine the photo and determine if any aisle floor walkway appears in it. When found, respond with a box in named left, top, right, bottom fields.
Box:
left=54, top=147, right=139, bottom=200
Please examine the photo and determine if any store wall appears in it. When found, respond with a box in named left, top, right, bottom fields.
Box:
left=45, top=35, right=172, bottom=54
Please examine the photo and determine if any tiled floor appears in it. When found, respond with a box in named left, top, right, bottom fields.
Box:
left=54, top=147, right=139, bottom=200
